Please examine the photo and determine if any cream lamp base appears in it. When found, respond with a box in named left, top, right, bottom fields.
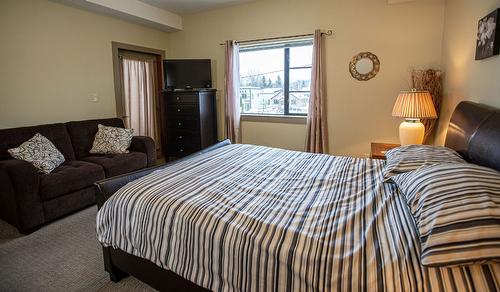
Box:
left=399, top=119, right=425, bottom=145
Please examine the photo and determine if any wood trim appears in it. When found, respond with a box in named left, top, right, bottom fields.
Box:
left=111, top=41, right=165, bottom=117
left=111, top=41, right=166, bottom=157
left=370, top=142, right=400, bottom=159
left=240, top=114, right=307, bottom=124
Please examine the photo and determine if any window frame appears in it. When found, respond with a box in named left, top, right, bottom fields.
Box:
left=239, top=39, right=313, bottom=117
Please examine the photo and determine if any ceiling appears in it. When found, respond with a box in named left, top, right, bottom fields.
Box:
left=139, top=0, right=253, bottom=15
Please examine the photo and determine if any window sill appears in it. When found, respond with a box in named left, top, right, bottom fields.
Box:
left=240, top=114, right=307, bottom=124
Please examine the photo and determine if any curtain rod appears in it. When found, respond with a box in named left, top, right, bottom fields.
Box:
left=218, top=30, right=333, bottom=46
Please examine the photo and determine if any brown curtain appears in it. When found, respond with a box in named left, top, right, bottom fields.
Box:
left=410, top=69, right=443, bottom=144
left=305, top=30, right=328, bottom=153
left=120, top=53, right=160, bottom=148
left=224, top=40, right=241, bottom=143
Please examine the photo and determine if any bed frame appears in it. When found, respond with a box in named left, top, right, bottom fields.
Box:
left=94, top=101, right=500, bottom=291
left=95, top=141, right=230, bottom=291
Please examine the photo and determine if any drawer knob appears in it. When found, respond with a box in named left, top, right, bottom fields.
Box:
left=177, top=108, right=181, bottom=112
left=180, top=149, right=184, bottom=152
left=176, top=97, right=180, bottom=101
left=178, top=122, right=182, bottom=126
left=178, top=135, right=183, bottom=139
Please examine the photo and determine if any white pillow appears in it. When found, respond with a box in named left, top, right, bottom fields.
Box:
left=89, top=124, right=133, bottom=155
left=8, top=133, right=65, bottom=174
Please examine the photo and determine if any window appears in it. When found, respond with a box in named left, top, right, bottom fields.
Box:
left=239, top=39, right=313, bottom=116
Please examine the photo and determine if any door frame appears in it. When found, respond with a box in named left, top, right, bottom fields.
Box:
left=111, top=41, right=165, bottom=157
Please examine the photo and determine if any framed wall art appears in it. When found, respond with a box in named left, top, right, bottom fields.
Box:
left=475, top=8, right=500, bottom=60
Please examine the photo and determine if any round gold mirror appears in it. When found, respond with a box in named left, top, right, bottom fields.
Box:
left=349, top=52, right=380, bottom=81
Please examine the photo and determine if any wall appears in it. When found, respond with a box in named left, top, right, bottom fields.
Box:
left=167, top=0, right=445, bottom=156
left=435, top=0, right=500, bottom=144
left=0, top=0, right=169, bottom=128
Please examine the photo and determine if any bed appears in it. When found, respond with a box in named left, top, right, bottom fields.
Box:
left=94, top=101, right=500, bottom=291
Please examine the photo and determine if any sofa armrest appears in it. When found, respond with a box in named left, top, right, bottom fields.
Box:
left=0, top=159, right=44, bottom=233
left=129, top=136, right=156, bottom=167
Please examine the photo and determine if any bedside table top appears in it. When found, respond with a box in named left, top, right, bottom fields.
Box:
left=371, top=142, right=400, bottom=159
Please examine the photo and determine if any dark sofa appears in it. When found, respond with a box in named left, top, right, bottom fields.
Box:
left=0, top=118, right=156, bottom=233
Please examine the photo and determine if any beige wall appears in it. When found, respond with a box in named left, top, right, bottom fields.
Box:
left=435, top=0, right=500, bottom=145
left=241, top=121, right=306, bottom=150
left=168, top=0, right=445, bottom=156
left=4, top=0, right=498, bottom=155
left=0, top=0, right=169, bottom=129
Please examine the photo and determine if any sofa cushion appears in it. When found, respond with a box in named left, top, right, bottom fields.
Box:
left=0, top=123, right=75, bottom=161
left=65, top=118, right=124, bottom=159
left=82, top=152, right=147, bottom=177
left=39, top=160, right=105, bottom=201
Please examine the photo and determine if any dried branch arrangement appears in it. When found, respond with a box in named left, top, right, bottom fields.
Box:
left=410, top=69, right=443, bottom=144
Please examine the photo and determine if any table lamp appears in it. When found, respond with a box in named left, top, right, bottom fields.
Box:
left=392, top=89, right=437, bottom=145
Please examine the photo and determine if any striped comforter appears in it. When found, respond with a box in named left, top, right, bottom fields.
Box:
left=96, top=144, right=500, bottom=292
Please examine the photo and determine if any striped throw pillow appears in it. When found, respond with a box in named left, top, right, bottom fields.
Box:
left=392, top=163, right=500, bottom=267
left=383, top=145, right=465, bottom=181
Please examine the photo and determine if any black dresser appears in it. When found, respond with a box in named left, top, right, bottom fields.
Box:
left=163, top=89, right=217, bottom=159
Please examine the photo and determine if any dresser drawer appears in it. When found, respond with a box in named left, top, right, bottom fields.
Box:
left=166, top=116, right=200, bottom=131
left=166, top=103, right=199, bottom=115
left=165, top=143, right=200, bottom=157
left=167, top=129, right=201, bottom=145
left=167, top=94, right=199, bottom=104
left=162, top=89, right=217, bottom=159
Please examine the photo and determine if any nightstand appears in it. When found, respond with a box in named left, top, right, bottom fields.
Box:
left=370, top=142, right=400, bottom=159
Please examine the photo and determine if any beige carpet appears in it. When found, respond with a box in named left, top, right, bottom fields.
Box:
left=0, top=206, right=156, bottom=292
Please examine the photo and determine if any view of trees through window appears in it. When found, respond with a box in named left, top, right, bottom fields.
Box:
left=239, top=41, right=313, bottom=115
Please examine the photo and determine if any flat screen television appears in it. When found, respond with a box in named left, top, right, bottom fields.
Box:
left=163, top=59, right=212, bottom=90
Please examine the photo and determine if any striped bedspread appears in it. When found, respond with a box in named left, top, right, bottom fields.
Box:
left=96, top=144, right=500, bottom=292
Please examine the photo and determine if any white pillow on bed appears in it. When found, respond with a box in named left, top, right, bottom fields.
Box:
left=382, top=145, right=465, bottom=181
left=392, top=162, right=500, bottom=267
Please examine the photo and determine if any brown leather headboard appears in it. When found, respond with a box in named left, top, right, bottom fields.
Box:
left=445, top=101, right=500, bottom=171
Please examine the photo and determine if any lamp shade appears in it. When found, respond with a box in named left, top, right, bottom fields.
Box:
left=392, top=90, right=437, bottom=119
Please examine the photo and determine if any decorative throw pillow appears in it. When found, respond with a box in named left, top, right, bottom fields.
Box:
left=392, top=162, right=500, bottom=267
left=383, top=145, right=465, bottom=181
left=8, top=133, right=65, bottom=174
left=89, top=124, right=133, bottom=155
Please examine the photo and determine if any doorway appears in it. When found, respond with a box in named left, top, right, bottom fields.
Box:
left=112, top=42, right=165, bottom=157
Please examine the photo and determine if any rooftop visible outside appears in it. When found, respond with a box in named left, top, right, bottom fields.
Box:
left=239, top=43, right=313, bottom=115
